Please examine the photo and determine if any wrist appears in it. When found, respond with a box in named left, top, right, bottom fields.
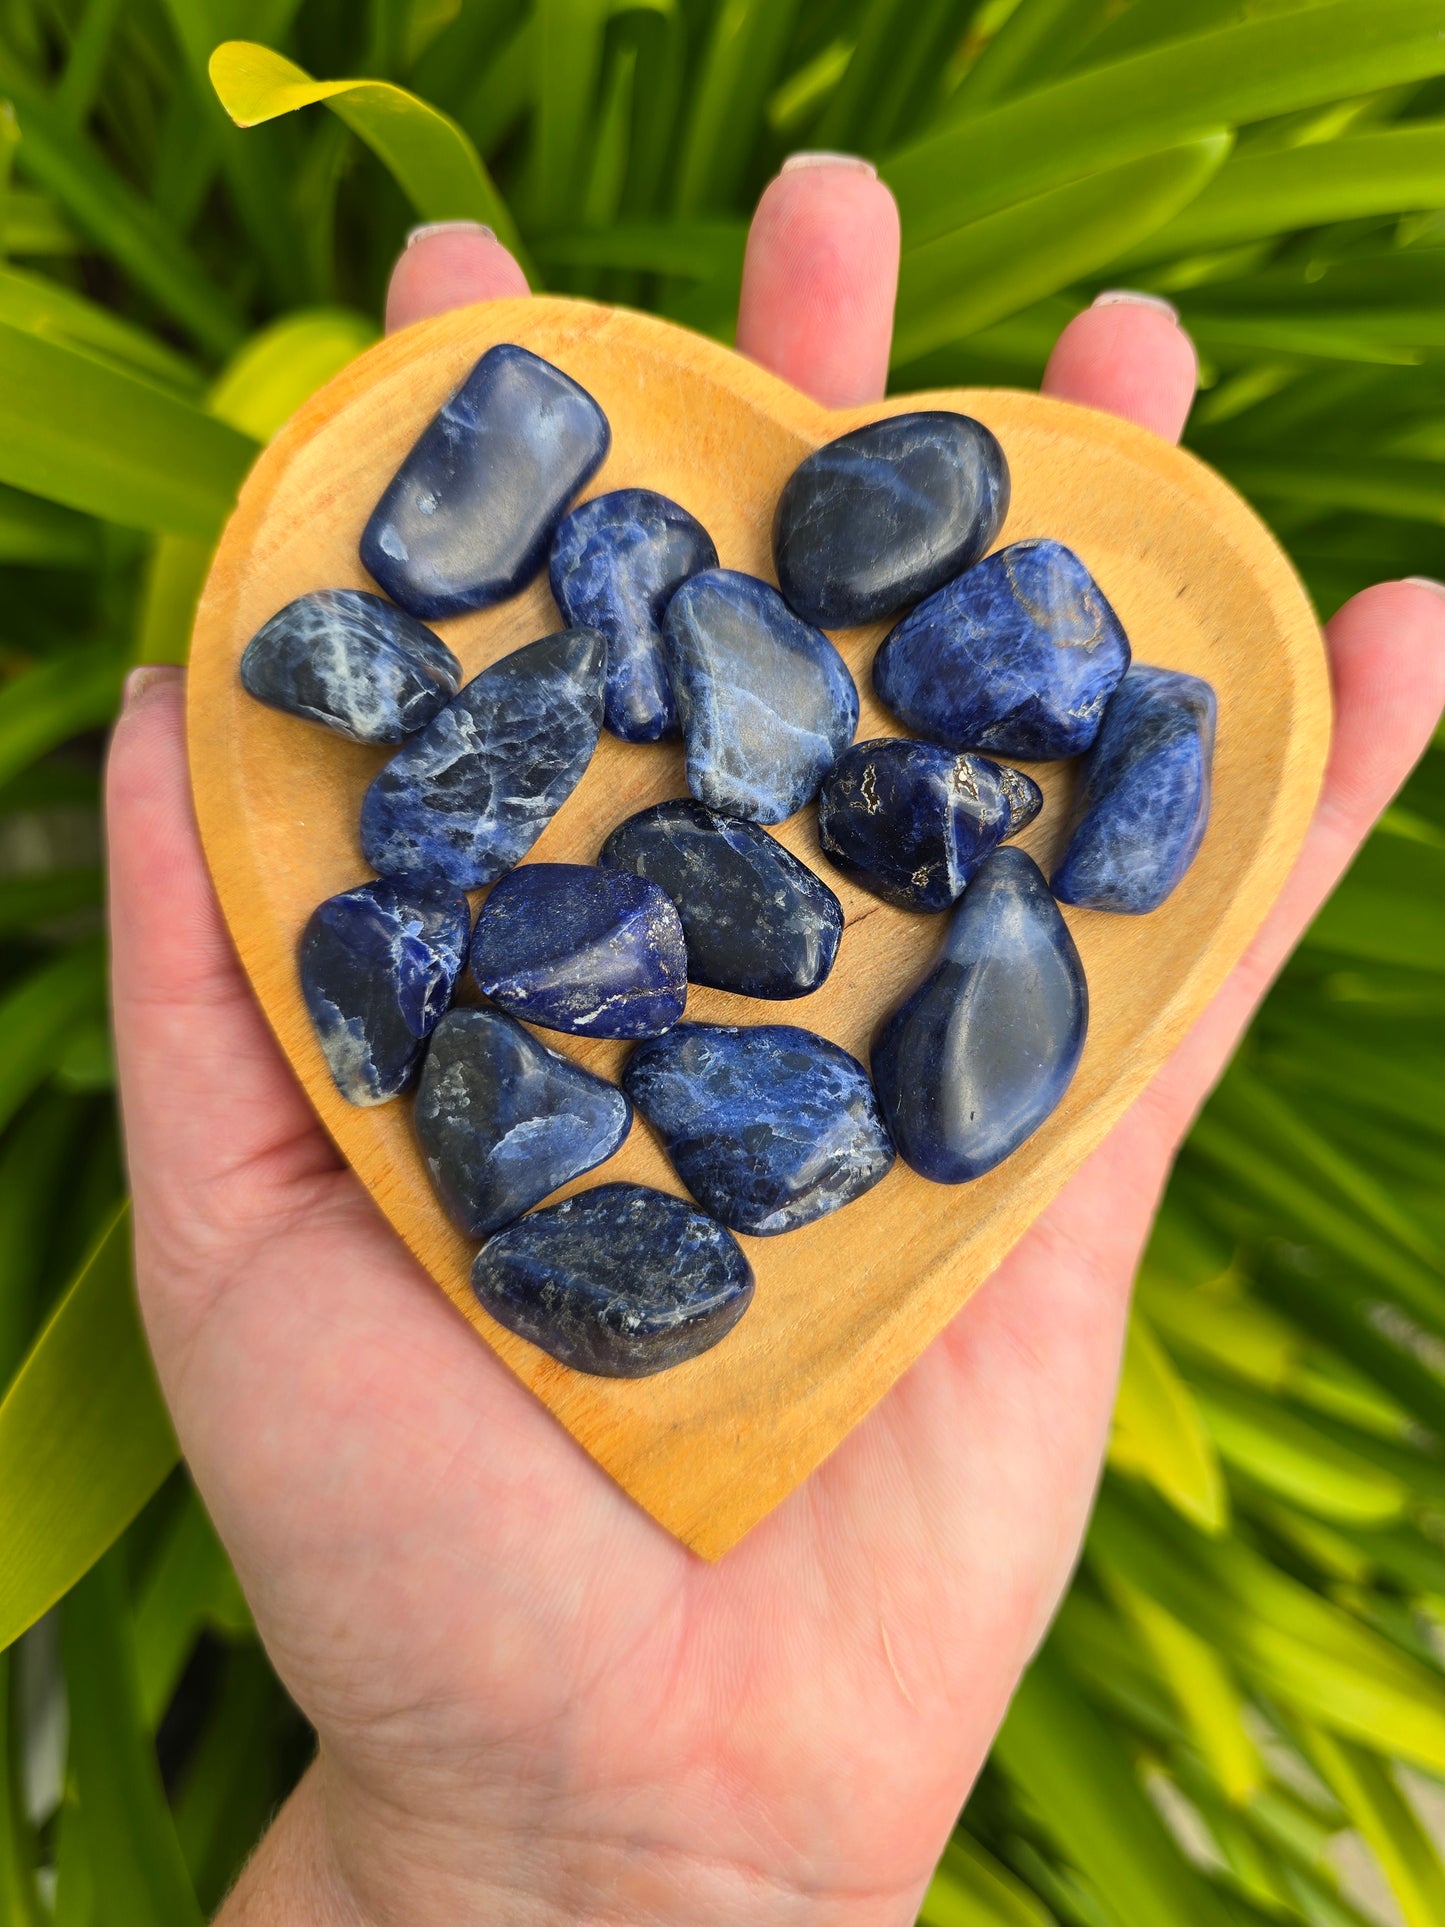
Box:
left=217, top=1754, right=926, bottom=1927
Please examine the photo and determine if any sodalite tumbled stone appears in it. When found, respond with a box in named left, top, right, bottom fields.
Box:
left=360, top=628, right=605, bottom=890
left=663, top=569, right=859, bottom=823
left=361, top=344, right=610, bottom=621
left=1052, top=664, right=1217, bottom=914
left=872, top=847, right=1088, bottom=1183
left=599, top=799, right=843, bottom=998
left=817, top=738, right=1042, bottom=911
left=624, top=1024, right=894, bottom=1236
left=415, top=1007, right=630, bottom=1238
left=469, top=863, right=686, bottom=1038
left=874, top=539, right=1130, bottom=759
left=549, top=489, right=718, bottom=742
left=240, top=589, right=461, bottom=744
left=472, top=1182, right=754, bottom=1377
left=774, top=412, right=1010, bottom=628
left=299, top=875, right=470, bottom=1105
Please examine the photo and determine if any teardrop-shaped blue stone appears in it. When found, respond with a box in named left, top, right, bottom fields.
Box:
left=872, top=847, right=1088, bottom=1182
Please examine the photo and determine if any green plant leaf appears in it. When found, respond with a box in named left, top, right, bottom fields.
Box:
left=209, top=39, right=527, bottom=261
left=920, top=1833, right=1059, bottom=1926
left=0, top=484, right=98, bottom=568
left=674, top=0, right=805, bottom=214
left=1108, top=1308, right=1228, bottom=1533
left=883, top=1, right=1445, bottom=247
left=1296, top=1722, right=1445, bottom=1927
left=1195, top=1379, right=1408, bottom=1525
left=0, top=943, right=107, bottom=1137
left=0, top=867, right=103, bottom=935
left=0, top=641, right=127, bottom=791
left=947, top=0, right=1095, bottom=114
left=1124, top=122, right=1445, bottom=265
left=0, top=321, right=256, bottom=537
left=0, top=1651, right=43, bottom=1927
left=0, top=52, right=244, bottom=355
left=536, top=219, right=746, bottom=277
left=893, top=133, right=1232, bottom=362
left=0, top=1207, right=179, bottom=1653
left=173, top=1644, right=284, bottom=1913
left=59, top=1553, right=203, bottom=1925
left=993, top=1642, right=1231, bottom=1927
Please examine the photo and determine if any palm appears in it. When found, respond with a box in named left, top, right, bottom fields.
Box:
left=109, top=172, right=1445, bottom=1921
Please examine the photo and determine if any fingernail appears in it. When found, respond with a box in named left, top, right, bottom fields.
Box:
left=122, top=664, right=182, bottom=712
left=1092, top=289, right=1180, bottom=323
left=1404, top=576, right=1445, bottom=602
left=781, top=151, right=877, bottom=178
left=406, top=220, right=496, bottom=249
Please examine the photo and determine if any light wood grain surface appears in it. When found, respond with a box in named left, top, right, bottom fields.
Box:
left=187, top=297, right=1330, bottom=1559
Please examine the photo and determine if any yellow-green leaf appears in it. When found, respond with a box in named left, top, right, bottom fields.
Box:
left=209, top=40, right=526, bottom=262
left=920, top=1834, right=1058, bottom=1926
left=1108, top=1309, right=1228, bottom=1533
left=0, top=1208, right=179, bottom=1653
left=1298, top=1723, right=1445, bottom=1927
left=1194, top=1380, right=1409, bottom=1525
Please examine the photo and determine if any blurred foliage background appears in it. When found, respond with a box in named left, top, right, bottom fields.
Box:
left=1, top=0, right=1444, bottom=1921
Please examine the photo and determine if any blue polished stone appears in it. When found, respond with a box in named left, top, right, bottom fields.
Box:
left=299, top=875, right=470, bottom=1106
left=360, top=628, right=605, bottom=890
left=663, top=569, right=859, bottom=823
left=1052, top=664, right=1217, bottom=914
left=874, top=539, right=1130, bottom=759
left=469, top=862, right=686, bottom=1039
left=773, top=411, right=1010, bottom=629
left=817, top=738, right=1041, bottom=911
left=361, top=344, right=611, bottom=621
left=624, top=1023, right=894, bottom=1236
left=415, top=1007, right=631, bottom=1238
left=549, top=488, right=717, bottom=742
left=240, top=589, right=461, bottom=744
left=872, top=846, right=1088, bottom=1183
left=598, top=800, right=843, bottom=998
left=471, top=1182, right=754, bottom=1377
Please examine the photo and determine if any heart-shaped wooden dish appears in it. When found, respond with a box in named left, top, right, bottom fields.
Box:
left=188, top=296, right=1329, bottom=1559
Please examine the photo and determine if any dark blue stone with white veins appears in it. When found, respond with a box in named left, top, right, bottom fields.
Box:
left=663, top=569, right=858, bottom=823
left=361, top=344, right=610, bottom=621
left=240, top=589, right=461, bottom=744
left=469, top=863, right=686, bottom=1039
left=874, top=538, right=1130, bottom=760
left=360, top=628, right=605, bottom=890
left=773, top=412, right=1010, bottom=629
left=817, top=738, right=1042, bottom=911
left=624, top=1024, right=895, bottom=1237
left=415, top=1007, right=631, bottom=1239
left=872, top=846, right=1088, bottom=1184
left=599, top=799, right=843, bottom=998
left=1052, top=664, right=1217, bottom=915
left=472, top=1183, right=754, bottom=1377
left=549, top=488, right=718, bottom=742
left=299, top=875, right=470, bottom=1106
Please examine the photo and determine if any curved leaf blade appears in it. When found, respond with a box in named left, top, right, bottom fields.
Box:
left=209, top=40, right=526, bottom=261
left=0, top=1208, right=179, bottom=1653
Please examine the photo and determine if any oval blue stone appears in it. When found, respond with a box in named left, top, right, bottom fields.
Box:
left=624, top=1023, right=894, bottom=1236
left=817, top=738, right=1042, bottom=911
left=549, top=488, right=718, bottom=743
left=773, top=411, right=1010, bottom=628
left=872, top=846, right=1088, bottom=1183
left=663, top=569, right=859, bottom=823
left=241, top=589, right=461, bottom=744
left=598, top=799, right=843, bottom=998
left=360, top=627, right=605, bottom=891
left=472, top=1183, right=754, bottom=1377
left=299, top=874, right=470, bottom=1106
left=1052, top=664, right=1217, bottom=914
left=874, top=538, right=1130, bottom=760
left=361, top=344, right=611, bottom=621
left=469, top=862, right=686, bottom=1039
left=415, top=1007, right=631, bottom=1239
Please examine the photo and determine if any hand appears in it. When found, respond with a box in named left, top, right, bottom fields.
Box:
left=108, top=159, right=1445, bottom=1927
